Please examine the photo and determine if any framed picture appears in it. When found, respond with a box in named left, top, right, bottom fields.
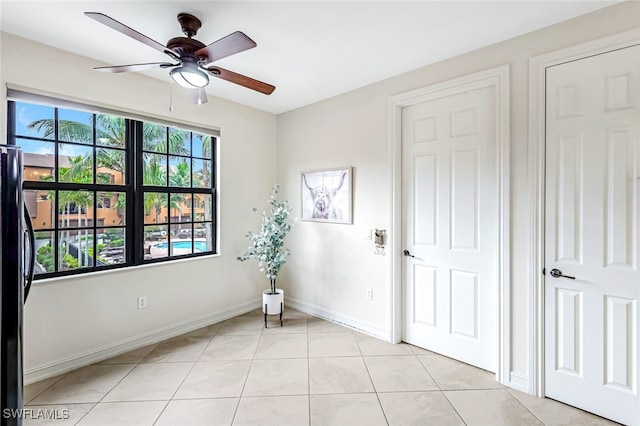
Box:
left=301, top=167, right=352, bottom=224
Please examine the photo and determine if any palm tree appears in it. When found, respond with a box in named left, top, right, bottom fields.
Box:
left=96, top=148, right=125, bottom=174
left=196, top=134, right=213, bottom=251
left=70, top=190, right=93, bottom=268
left=55, top=154, right=94, bottom=267
left=143, top=159, right=168, bottom=225
left=39, top=174, right=72, bottom=263
left=169, top=160, right=191, bottom=226
left=28, top=115, right=189, bottom=166
left=95, top=115, right=126, bottom=148
left=169, top=159, right=191, bottom=188
left=142, top=122, right=190, bottom=155
left=195, top=135, right=212, bottom=185
left=28, top=115, right=125, bottom=146
left=28, top=113, right=212, bottom=256
left=112, top=193, right=126, bottom=220
left=47, top=153, right=113, bottom=268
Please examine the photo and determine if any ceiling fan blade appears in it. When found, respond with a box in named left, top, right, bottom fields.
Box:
left=85, top=12, right=179, bottom=60
left=195, top=31, right=257, bottom=63
left=206, top=66, right=275, bottom=95
left=95, top=62, right=177, bottom=73
left=192, top=88, right=208, bottom=105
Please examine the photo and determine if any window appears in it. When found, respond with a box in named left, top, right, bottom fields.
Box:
left=7, top=96, right=217, bottom=279
left=140, top=122, right=215, bottom=260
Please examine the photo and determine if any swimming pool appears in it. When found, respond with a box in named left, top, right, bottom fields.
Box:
left=154, top=240, right=208, bottom=252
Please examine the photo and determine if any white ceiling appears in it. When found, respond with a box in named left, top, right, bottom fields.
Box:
left=0, top=1, right=618, bottom=114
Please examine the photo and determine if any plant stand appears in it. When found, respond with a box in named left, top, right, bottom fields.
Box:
left=264, top=302, right=283, bottom=328
left=262, top=288, right=284, bottom=328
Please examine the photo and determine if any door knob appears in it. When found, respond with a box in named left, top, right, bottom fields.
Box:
left=403, top=249, right=415, bottom=258
left=549, top=268, right=575, bottom=280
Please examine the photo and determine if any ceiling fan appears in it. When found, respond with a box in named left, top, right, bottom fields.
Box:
left=85, top=12, right=275, bottom=105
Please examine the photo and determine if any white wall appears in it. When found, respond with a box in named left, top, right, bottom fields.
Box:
left=276, top=1, right=640, bottom=383
left=0, top=33, right=278, bottom=382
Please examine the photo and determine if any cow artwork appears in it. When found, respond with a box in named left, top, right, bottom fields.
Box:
left=301, top=168, right=352, bottom=223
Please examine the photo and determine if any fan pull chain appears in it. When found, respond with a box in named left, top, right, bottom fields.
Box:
left=169, top=79, right=174, bottom=112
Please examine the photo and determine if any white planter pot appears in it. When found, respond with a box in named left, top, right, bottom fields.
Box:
left=263, top=288, right=284, bottom=315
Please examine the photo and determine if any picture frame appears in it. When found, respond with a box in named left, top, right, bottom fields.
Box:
left=301, top=167, right=352, bottom=224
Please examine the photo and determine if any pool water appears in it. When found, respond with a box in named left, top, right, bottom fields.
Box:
left=154, top=240, right=208, bottom=252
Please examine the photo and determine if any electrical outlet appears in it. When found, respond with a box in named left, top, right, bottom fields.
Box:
left=366, top=288, right=373, bottom=301
left=137, top=296, right=147, bottom=310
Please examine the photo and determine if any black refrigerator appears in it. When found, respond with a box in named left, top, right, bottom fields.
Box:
left=0, top=145, right=35, bottom=426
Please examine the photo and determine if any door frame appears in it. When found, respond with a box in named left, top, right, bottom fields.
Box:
left=388, top=64, right=511, bottom=384
left=528, top=28, right=640, bottom=397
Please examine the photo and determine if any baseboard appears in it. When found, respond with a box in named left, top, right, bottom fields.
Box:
left=507, top=371, right=529, bottom=393
left=24, top=300, right=260, bottom=385
left=286, top=297, right=389, bottom=341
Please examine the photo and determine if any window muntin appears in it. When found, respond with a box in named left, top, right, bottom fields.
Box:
left=140, top=122, right=215, bottom=259
left=9, top=100, right=216, bottom=279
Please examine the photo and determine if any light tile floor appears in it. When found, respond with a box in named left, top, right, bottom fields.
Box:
left=24, top=309, right=617, bottom=425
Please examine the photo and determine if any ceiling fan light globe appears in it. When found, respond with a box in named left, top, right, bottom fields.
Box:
left=170, top=66, right=209, bottom=88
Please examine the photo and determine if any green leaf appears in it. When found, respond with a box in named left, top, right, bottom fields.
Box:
left=237, top=184, right=296, bottom=281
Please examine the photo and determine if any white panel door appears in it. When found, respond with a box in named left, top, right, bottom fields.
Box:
left=545, top=44, right=640, bottom=426
left=402, top=86, right=497, bottom=371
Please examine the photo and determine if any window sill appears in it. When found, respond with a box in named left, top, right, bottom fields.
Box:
left=31, top=253, right=222, bottom=286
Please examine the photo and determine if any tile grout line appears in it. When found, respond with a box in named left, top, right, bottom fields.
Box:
left=24, top=373, right=67, bottom=406
left=230, top=317, right=265, bottom=425
left=440, top=389, right=516, bottom=426
left=438, top=392, right=469, bottom=426
left=413, top=350, right=470, bottom=426
left=72, top=360, right=145, bottom=425
left=89, top=363, right=138, bottom=403
left=414, top=353, right=444, bottom=392
left=150, top=331, right=216, bottom=425
left=416, top=352, right=520, bottom=425
left=33, top=310, right=604, bottom=425
left=506, top=389, right=547, bottom=425
left=71, top=402, right=98, bottom=426
left=37, top=343, right=162, bottom=424
left=353, top=334, right=390, bottom=426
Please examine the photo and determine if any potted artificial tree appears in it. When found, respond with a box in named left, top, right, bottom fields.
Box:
left=238, top=184, right=295, bottom=326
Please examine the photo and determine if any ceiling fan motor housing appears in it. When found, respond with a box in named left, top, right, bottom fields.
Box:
left=167, top=37, right=206, bottom=60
